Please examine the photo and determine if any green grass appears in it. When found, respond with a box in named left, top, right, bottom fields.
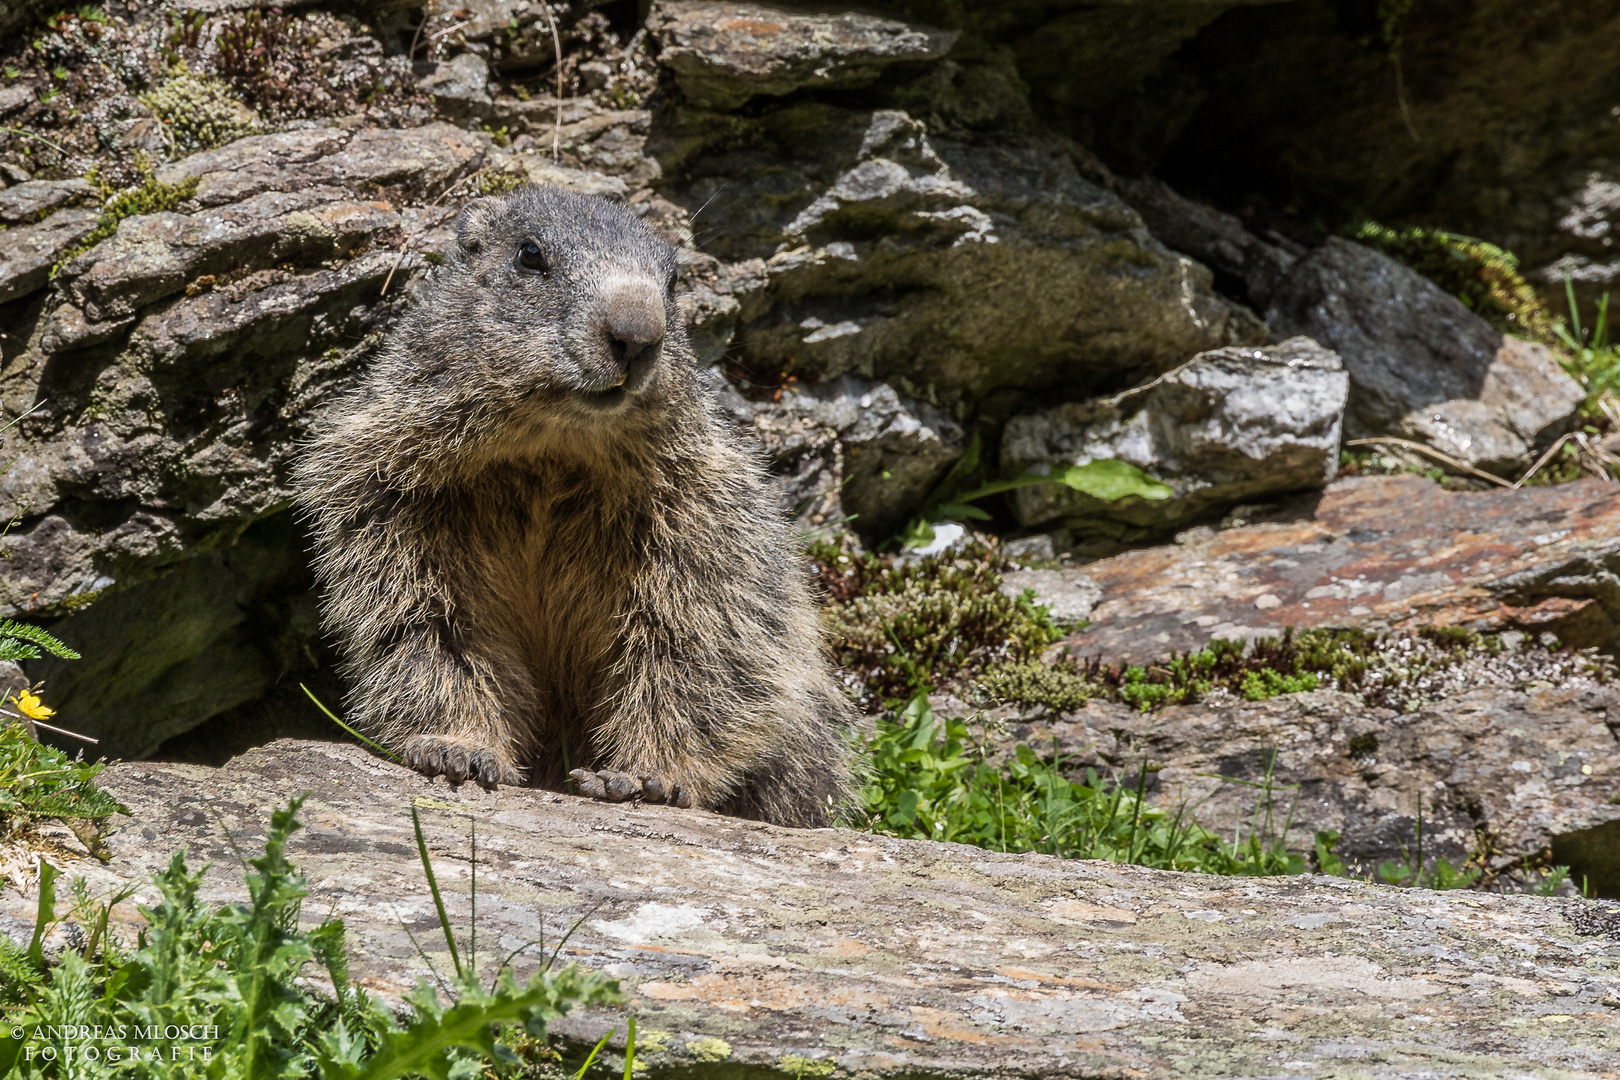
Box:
left=859, top=692, right=1302, bottom=874
left=0, top=796, right=623, bottom=1078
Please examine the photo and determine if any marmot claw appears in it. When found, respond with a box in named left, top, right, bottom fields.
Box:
left=403, top=736, right=520, bottom=789
left=569, top=768, right=693, bottom=808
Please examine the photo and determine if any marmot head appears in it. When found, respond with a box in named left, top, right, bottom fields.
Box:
left=415, top=187, right=684, bottom=425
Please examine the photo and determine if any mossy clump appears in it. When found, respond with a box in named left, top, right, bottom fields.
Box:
left=974, top=624, right=1611, bottom=715
left=140, top=64, right=258, bottom=154
left=476, top=166, right=529, bottom=196
left=1354, top=222, right=1561, bottom=343
left=810, top=538, right=1065, bottom=709
left=974, top=659, right=1098, bottom=711
left=52, top=159, right=199, bottom=271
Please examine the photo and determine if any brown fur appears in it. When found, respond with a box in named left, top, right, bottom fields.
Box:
left=291, top=187, right=853, bottom=826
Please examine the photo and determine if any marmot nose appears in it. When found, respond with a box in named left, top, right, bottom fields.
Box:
left=602, top=282, right=666, bottom=369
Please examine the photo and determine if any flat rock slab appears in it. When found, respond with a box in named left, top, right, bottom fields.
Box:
left=1060, top=474, right=1620, bottom=663
left=6, top=741, right=1620, bottom=1078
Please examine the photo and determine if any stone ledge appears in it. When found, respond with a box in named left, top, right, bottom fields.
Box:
left=3, top=740, right=1616, bottom=1077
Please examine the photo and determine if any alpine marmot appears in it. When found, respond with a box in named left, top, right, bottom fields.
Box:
left=292, top=186, right=853, bottom=827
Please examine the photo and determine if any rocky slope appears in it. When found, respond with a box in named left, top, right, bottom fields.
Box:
left=0, top=0, right=1606, bottom=765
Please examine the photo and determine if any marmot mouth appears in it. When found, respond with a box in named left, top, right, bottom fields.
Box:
left=582, top=385, right=627, bottom=409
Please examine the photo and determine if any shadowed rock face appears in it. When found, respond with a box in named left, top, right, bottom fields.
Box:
left=6, top=739, right=1618, bottom=1078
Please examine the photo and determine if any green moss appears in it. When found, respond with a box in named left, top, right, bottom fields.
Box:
left=974, top=659, right=1097, bottom=711
left=52, top=161, right=199, bottom=272
left=1354, top=222, right=1560, bottom=343
left=140, top=64, right=258, bottom=154
left=475, top=167, right=528, bottom=196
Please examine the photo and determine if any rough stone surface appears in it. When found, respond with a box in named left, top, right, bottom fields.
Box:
left=652, top=1, right=959, bottom=110
left=0, top=206, right=99, bottom=305
left=962, top=684, right=1620, bottom=893
left=1002, top=338, right=1347, bottom=537
left=417, top=52, right=493, bottom=121
left=727, top=374, right=967, bottom=539
left=0, top=178, right=93, bottom=225
left=655, top=107, right=1266, bottom=407
left=1266, top=238, right=1584, bottom=472
left=1040, top=474, right=1620, bottom=664
left=3, top=739, right=1618, bottom=1078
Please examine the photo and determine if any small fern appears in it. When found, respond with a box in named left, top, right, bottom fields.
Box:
left=0, top=619, right=80, bottom=664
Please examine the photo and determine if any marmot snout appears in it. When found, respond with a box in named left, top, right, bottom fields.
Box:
left=293, top=186, right=854, bottom=827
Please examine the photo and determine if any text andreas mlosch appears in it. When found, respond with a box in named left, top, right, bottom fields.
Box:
left=13, top=1023, right=220, bottom=1064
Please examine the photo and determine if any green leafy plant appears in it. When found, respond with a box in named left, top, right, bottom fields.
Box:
left=1554, top=275, right=1620, bottom=419
left=812, top=539, right=1067, bottom=708
left=0, top=797, right=622, bottom=1078
left=897, top=433, right=1170, bottom=550
left=0, top=620, right=78, bottom=665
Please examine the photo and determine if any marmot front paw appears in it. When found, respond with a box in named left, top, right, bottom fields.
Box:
left=403, top=735, right=521, bottom=788
left=568, top=769, right=694, bottom=808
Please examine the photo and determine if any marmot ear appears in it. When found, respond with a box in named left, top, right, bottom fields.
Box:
left=455, top=197, right=502, bottom=256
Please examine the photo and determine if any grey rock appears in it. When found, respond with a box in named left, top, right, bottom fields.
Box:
left=743, top=374, right=965, bottom=539
left=1002, top=337, right=1348, bottom=534
left=0, top=84, right=33, bottom=118
left=974, top=680, right=1620, bottom=889
left=0, top=206, right=100, bottom=305
left=56, top=188, right=402, bottom=323
left=417, top=52, right=492, bottom=120
left=9, top=738, right=1620, bottom=1078
left=652, top=1, right=959, bottom=110
left=999, top=567, right=1100, bottom=623
left=153, top=123, right=489, bottom=209
left=0, top=178, right=94, bottom=225
left=664, top=108, right=1265, bottom=406
left=1267, top=237, right=1585, bottom=472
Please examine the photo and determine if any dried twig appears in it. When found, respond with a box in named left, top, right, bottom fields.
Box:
left=1513, top=433, right=1573, bottom=489
left=0, top=707, right=97, bottom=744
left=1344, top=437, right=1514, bottom=488
left=539, top=0, right=563, bottom=160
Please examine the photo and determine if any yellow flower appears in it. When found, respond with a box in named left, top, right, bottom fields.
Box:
left=11, top=689, right=54, bottom=721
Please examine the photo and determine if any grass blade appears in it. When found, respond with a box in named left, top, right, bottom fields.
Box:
left=410, top=804, right=463, bottom=980
left=573, top=1027, right=616, bottom=1080
left=303, top=684, right=402, bottom=762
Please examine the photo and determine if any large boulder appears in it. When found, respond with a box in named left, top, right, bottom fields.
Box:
left=1001, top=337, right=1347, bottom=537
left=1267, top=237, right=1583, bottom=473
left=654, top=106, right=1265, bottom=409
left=7, top=739, right=1618, bottom=1076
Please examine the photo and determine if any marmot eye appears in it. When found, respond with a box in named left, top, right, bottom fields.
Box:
left=517, top=240, right=547, bottom=273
